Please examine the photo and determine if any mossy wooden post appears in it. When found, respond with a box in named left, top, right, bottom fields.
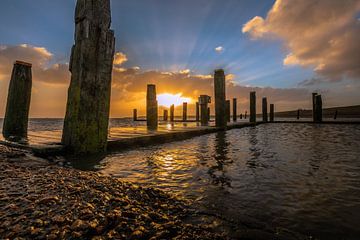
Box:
left=226, top=100, right=231, bottom=122
left=199, top=95, right=210, bottom=126
left=163, top=110, right=168, bottom=121
left=182, top=102, right=188, bottom=121
left=2, top=61, right=32, bottom=140
left=315, top=95, right=322, bottom=123
left=312, top=92, right=318, bottom=122
left=62, top=0, right=115, bottom=154
left=250, top=92, right=256, bottom=123
left=196, top=102, right=200, bottom=122
left=270, top=104, right=274, bottom=122
left=170, top=104, right=175, bottom=122
left=232, top=98, right=237, bottom=122
left=146, top=84, right=158, bottom=129
left=214, top=69, right=226, bottom=128
left=133, top=109, right=137, bottom=121
left=262, top=97, right=268, bottom=122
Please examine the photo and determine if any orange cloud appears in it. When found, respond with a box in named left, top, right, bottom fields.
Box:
left=243, top=0, right=360, bottom=81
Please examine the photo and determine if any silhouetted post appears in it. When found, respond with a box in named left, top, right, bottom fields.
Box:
left=199, top=95, right=211, bottom=126
left=250, top=92, right=256, bottom=123
left=207, top=107, right=211, bottom=122
left=214, top=69, right=226, bottom=128
left=163, top=110, right=168, bottom=121
left=312, top=92, right=318, bottom=122
left=233, top=98, right=237, bottom=122
left=3, top=61, right=32, bottom=140
left=297, top=109, right=300, bottom=120
left=334, top=110, right=338, bottom=120
left=226, top=100, right=231, bottom=122
left=182, top=102, right=188, bottom=121
left=270, top=104, right=274, bottom=122
left=146, top=84, right=158, bottom=129
left=245, top=111, right=247, bottom=119
left=170, top=104, right=175, bottom=122
left=133, top=109, right=137, bottom=121
left=240, top=113, right=243, bottom=119
left=196, top=102, right=200, bottom=122
left=262, top=97, right=268, bottom=122
left=62, top=0, right=115, bottom=154
left=315, top=95, right=322, bottom=123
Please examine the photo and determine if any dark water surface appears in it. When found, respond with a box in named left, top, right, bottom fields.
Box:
left=91, top=124, right=360, bottom=239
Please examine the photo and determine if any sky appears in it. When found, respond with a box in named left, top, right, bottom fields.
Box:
left=0, top=0, right=359, bottom=117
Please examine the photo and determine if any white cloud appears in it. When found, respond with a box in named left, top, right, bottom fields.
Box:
left=215, top=46, right=224, bottom=53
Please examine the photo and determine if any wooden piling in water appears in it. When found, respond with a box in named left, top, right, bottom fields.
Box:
left=312, top=92, right=317, bottom=122
left=163, top=110, right=169, bottom=121
left=233, top=98, right=237, bottom=122
left=199, top=95, right=211, bottom=126
left=196, top=102, right=200, bottom=122
left=226, top=100, right=231, bottom=122
left=183, top=102, right=188, bottom=121
left=170, top=104, right=175, bottom=122
left=262, top=97, right=268, bottom=122
left=250, top=92, right=256, bottom=123
left=214, top=69, right=226, bottom=128
left=334, top=110, right=338, bottom=120
left=297, top=109, right=300, bottom=120
left=147, top=84, right=158, bottom=129
left=270, top=104, right=274, bottom=122
left=315, top=95, right=323, bottom=123
left=207, top=107, right=211, bottom=122
left=133, top=109, right=137, bottom=121
left=3, top=61, right=32, bottom=140
left=240, top=113, right=243, bottom=120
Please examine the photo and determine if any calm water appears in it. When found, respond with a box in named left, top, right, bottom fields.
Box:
left=86, top=123, right=360, bottom=239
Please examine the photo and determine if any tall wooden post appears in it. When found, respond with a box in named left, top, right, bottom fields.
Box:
left=182, top=102, right=188, bottom=122
left=262, top=97, right=268, bottom=122
left=146, top=84, right=158, bottom=129
left=270, top=104, right=274, bottom=122
left=226, top=100, right=231, bottom=122
left=133, top=109, right=137, bottom=121
left=3, top=61, right=32, bottom=140
left=170, top=104, right=175, bottom=122
left=232, top=98, right=237, bottom=122
left=163, top=109, right=168, bottom=121
left=312, top=92, right=317, bottom=122
left=214, top=69, right=226, bottom=128
left=315, top=95, right=322, bottom=123
left=62, top=0, right=115, bottom=154
left=199, top=95, right=211, bottom=126
left=250, top=92, right=256, bottom=123
left=196, top=102, right=200, bottom=122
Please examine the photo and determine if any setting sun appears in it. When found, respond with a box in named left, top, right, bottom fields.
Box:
left=157, top=93, right=192, bottom=108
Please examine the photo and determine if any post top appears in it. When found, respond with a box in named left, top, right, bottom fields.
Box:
left=15, top=60, right=32, bottom=67
left=214, top=69, right=224, bottom=74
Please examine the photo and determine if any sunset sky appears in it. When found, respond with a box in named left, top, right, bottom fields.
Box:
left=0, top=0, right=359, bottom=117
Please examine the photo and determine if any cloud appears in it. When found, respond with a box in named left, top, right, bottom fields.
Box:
left=113, top=52, right=128, bottom=65
left=215, top=46, right=224, bottom=53
left=242, top=0, right=360, bottom=81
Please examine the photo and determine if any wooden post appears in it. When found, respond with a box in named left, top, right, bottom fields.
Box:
left=240, top=113, right=243, bottom=119
left=312, top=92, right=317, bottom=122
left=62, top=0, right=115, bottom=154
left=214, top=69, right=226, bottom=127
left=297, top=109, right=300, bottom=120
left=315, top=95, right=322, bottom=123
left=334, top=110, right=338, bottom=120
left=262, top=97, right=268, bottom=122
left=226, top=100, right=231, bottom=122
left=133, top=109, right=137, bottom=121
left=196, top=102, right=200, bottom=122
left=163, top=109, right=168, bottom=121
left=207, top=107, right=211, bottom=122
left=232, top=98, right=237, bottom=122
left=183, top=102, right=188, bottom=121
left=199, top=95, right=211, bottom=126
left=250, top=92, right=256, bottom=123
left=170, top=104, right=175, bottom=122
left=146, top=84, right=158, bottom=129
left=3, top=61, right=32, bottom=140
left=270, top=104, right=274, bottom=122
left=244, top=111, right=247, bottom=119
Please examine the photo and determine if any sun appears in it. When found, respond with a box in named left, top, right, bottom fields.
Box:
left=157, top=93, right=192, bottom=108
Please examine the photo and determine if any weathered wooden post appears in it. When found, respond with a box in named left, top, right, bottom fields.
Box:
left=214, top=69, right=226, bottom=128
left=170, top=104, right=175, bottom=122
left=334, top=110, right=338, bottom=120
left=297, top=109, right=300, bottom=120
left=226, top=100, right=231, bottom=122
left=270, top=104, right=274, bottom=122
left=163, top=109, right=168, bottom=121
left=262, top=97, right=268, bottom=122
left=312, top=92, right=317, bottom=122
left=2, top=61, right=32, bottom=140
left=196, top=102, right=200, bottom=122
left=315, top=95, right=322, bottom=123
left=207, top=107, right=211, bottom=122
left=250, top=92, right=256, bottom=123
left=182, top=102, right=188, bottom=121
left=232, top=98, right=237, bottom=122
left=62, top=0, right=115, bottom=154
left=146, top=84, right=158, bottom=129
left=199, top=95, right=211, bottom=126
left=133, top=109, right=137, bottom=121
